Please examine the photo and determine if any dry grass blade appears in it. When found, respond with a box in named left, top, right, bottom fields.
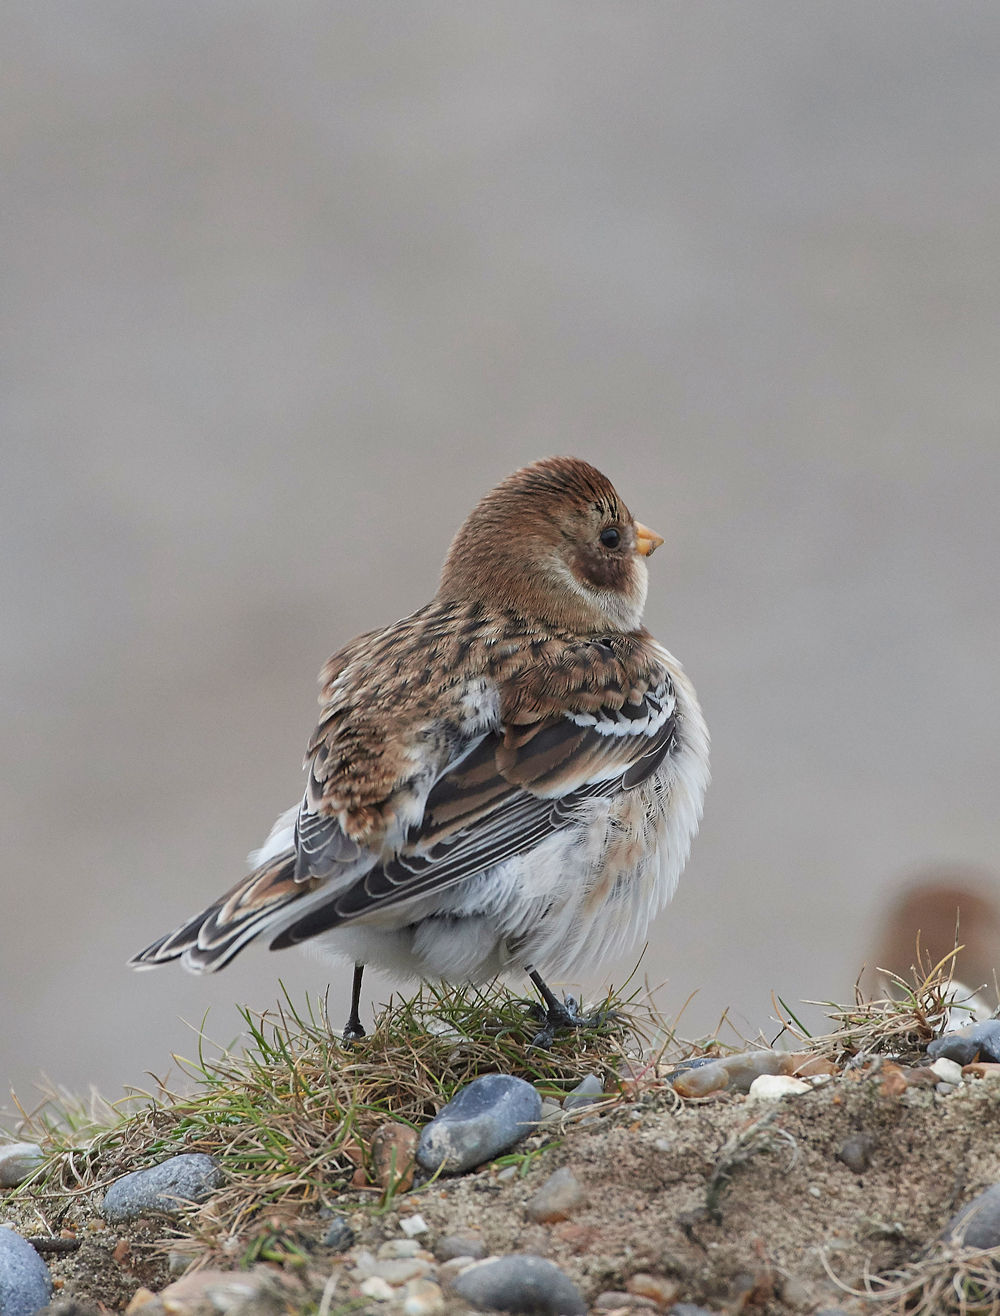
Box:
left=822, top=1239, right=1000, bottom=1315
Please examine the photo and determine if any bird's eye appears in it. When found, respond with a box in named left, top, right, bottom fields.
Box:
left=599, top=527, right=620, bottom=548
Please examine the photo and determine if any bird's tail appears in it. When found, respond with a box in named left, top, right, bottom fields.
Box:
left=128, top=850, right=317, bottom=974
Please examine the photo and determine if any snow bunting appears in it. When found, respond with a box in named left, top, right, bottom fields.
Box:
left=131, top=457, right=710, bottom=1042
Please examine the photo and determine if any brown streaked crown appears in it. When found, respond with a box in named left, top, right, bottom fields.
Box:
left=437, top=456, right=651, bottom=633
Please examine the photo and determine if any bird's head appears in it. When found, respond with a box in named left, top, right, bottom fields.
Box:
left=437, top=456, right=663, bottom=633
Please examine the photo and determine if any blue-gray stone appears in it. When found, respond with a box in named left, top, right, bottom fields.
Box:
left=667, top=1307, right=716, bottom=1316
left=452, top=1254, right=586, bottom=1315
left=101, top=1153, right=223, bottom=1222
left=0, top=1143, right=44, bottom=1189
left=927, top=1019, right=1000, bottom=1066
left=322, top=1216, right=355, bottom=1251
left=942, top=1182, right=1000, bottom=1248
left=562, top=1075, right=604, bottom=1112
left=417, top=1075, right=542, bottom=1174
left=0, top=1226, right=53, bottom=1316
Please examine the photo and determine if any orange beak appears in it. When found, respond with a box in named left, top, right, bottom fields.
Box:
left=634, top=521, right=665, bottom=557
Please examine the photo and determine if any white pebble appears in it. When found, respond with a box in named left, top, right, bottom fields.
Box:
left=653, top=1138, right=671, bottom=1152
left=746, top=1074, right=811, bottom=1101
left=495, top=1165, right=518, bottom=1183
left=0, top=1143, right=44, bottom=1188
left=930, top=1057, right=964, bottom=1085
left=360, top=1277, right=395, bottom=1301
left=808, top=1185, right=821, bottom=1198
left=378, top=1239, right=421, bottom=1259
left=400, top=1214, right=429, bottom=1238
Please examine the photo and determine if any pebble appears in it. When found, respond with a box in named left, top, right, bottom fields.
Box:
left=563, top=1075, right=605, bottom=1111
left=593, top=1292, right=658, bottom=1310
left=101, top=1154, right=223, bottom=1223
left=943, top=1182, right=1000, bottom=1248
left=928, top=1020, right=1000, bottom=1066
left=837, top=1135, right=873, bottom=1174
left=452, top=1254, right=586, bottom=1315
left=625, top=1274, right=680, bottom=1307
left=322, top=1216, right=355, bottom=1251
left=0, top=1226, right=53, bottom=1316
left=665, top=1307, right=715, bottom=1316
left=937, top=1081, right=959, bottom=1095
left=439, top=1256, right=480, bottom=1285
left=671, top=1050, right=796, bottom=1098
left=158, top=1268, right=272, bottom=1316
left=746, top=1075, right=810, bottom=1101
left=496, top=1166, right=519, bottom=1183
left=929, top=1057, right=964, bottom=1084
left=0, top=1143, right=45, bottom=1188
left=126, top=1287, right=159, bottom=1313
left=400, top=1214, right=429, bottom=1238
left=434, top=1233, right=487, bottom=1262
left=372, top=1122, right=419, bottom=1192
left=378, top=1239, right=422, bottom=1259
left=525, top=1167, right=587, bottom=1223
left=416, top=1075, right=542, bottom=1174
left=540, top=1102, right=564, bottom=1123
left=402, top=1278, right=445, bottom=1315
left=357, top=1258, right=433, bottom=1285
left=360, top=1277, right=395, bottom=1301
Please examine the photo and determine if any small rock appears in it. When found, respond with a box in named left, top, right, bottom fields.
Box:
left=399, top=1215, right=428, bottom=1238
left=928, top=1020, right=1000, bottom=1066
left=746, top=1075, right=810, bottom=1101
left=0, top=1143, right=45, bottom=1188
left=540, top=1102, right=564, bottom=1123
left=671, top=1049, right=796, bottom=1098
left=166, top=1253, right=191, bottom=1277
left=837, top=1135, right=873, bottom=1174
left=496, top=1166, right=519, bottom=1183
left=435, top=1234, right=487, bottom=1263
left=929, top=1057, right=964, bottom=1084
left=937, top=1081, right=959, bottom=1095
left=359, top=1277, right=394, bottom=1302
left=625, top=1275, right=679, bottom=1307
left=525, top=1168, right=587, bottom=1223
left=363, top=1259, right=432, bottom=1285
left=0, top=1227, right=53, bottom=1316
left=563, top=1075, right=604, bottom=1112
left=814, top=1310, right=851, bottom=1316
left=101, top=1155, right=223, bottom=1223
left=452, top=1254, right=586, bottom=1315
left=159, top=1268, right=277, bottom=1316
left=372, top=1123, right=419, bottom=1193
left=125, top=1288, right=159, bottom=1314
left=322, top=1216, right=355, bottom=1252
left=963, top=1062, right=1000, bottom=1080
left=666, top=1307, right=715, bottom=1316
left=402, top=1279, right=445, bottom=1315
left=438, top=1257, right=480, bottom=1286
left=943, top=1182, right=1000, bottom=1248
left=594, top=1293, right=658, bottom=1310
left=378, top=1240, right=422, bottom=1260
left=416, top=1076, right=542, bottom=1175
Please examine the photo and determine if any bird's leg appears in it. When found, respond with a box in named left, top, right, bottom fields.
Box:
left=526, top=968, right=591, bottom=1047
left=343, top=963, right=367, bottom=1041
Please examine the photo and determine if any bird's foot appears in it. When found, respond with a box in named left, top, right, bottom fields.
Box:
left=528, top=993, right=602, bottom=1048
left=342, top=1019, right=366, bottom=1042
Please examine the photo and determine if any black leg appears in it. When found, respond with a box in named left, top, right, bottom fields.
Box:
left=343, top=963, right=366, bottom=1041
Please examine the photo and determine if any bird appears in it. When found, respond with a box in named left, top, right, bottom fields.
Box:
left=130, top=456, right=710, bottom=1044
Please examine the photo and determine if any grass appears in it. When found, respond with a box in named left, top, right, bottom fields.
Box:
left=5, top=978, right=653, bottom=1248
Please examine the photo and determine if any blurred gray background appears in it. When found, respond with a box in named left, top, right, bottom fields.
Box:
left=3, top=1, right=999, bottom=1105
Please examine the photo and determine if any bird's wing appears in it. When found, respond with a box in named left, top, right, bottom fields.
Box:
left=270, top=673, right=676, bottom=947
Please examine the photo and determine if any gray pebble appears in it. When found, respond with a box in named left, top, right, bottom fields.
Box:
left=435, top=1234, right=487, bottom=1263
left=667, top=1306, right=716, bottom=1316
left=100, top=1153, right=223, bottom=1222
left=322, top=1216, right=355, bottom=1251
left=943, top=1182, right=1000, bottom=1248
left=417, top=1076, right=542, bottom=1175
left=928, top=1019, right=1000, bottom=1066
left=525, top=1167, right=587, bottom=1223
left=562, top=1075, right=604, bottom=1112
left=0, top=1226, right=53, bottom=1316
left=836, top=1135, right=872, bottom=1174
left=814, top=1310, right=851, bottom=1316
left=0, top=1143, right=44, bottom=1188
left=452, top=1254, right=586, bottom=1315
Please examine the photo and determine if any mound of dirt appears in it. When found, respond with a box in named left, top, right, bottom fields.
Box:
left=7, top=1072, right=1000, bottom=1316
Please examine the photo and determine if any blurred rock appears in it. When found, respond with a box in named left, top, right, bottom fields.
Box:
left=0, top=1143, right=44, bottom=1188
left=943, top=1183, right=1000, bottom=1248
left=525, top=1168, right=587, bottom=1223
left=0, top=1227, right=53, bottom=1316
left=401, top=1279, right=445, bottom=1315
left=101, top=1155, right=223, bottom=1223
left=562, top=1076, right=604, bottom=1112
left=372, top=1122, right=419, bottom=1192
left=452, top=1254, right=586, bottom=1315
left=434, top=1233, right=487, bottom=1263
left=416, top=1076, right=542, bottom=1174
left=625, top=1275, right=679, bottom=1307
left=322, top=1217, right=355, bottom=1252
left=837, top=1135, right=873, bottom=1174
left=929, top=1020, right=1000, bottom=1067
